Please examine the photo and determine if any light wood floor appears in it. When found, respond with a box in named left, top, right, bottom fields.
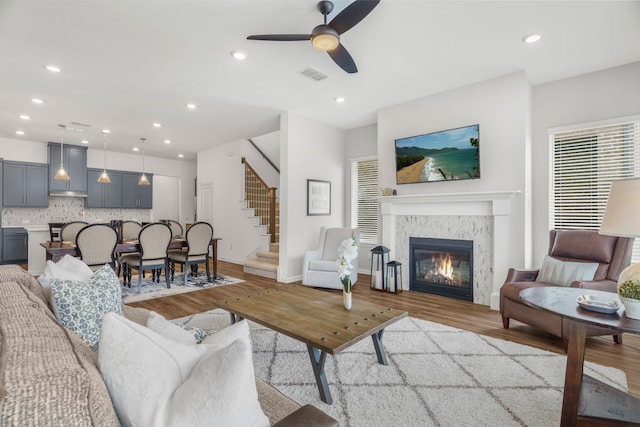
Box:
left=129, top=260, right=640, bottom=398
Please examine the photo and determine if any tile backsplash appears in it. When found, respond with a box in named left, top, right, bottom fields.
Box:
left=2, top=197, right=151, bottom=226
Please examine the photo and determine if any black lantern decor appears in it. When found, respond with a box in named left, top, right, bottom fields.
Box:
left=370, top=246, right=390, bottom=291
left=386, top=260, right=402, bottom=293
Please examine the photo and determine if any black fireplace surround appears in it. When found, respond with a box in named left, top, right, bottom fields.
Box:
left=409, top=237, right=473, bottom=302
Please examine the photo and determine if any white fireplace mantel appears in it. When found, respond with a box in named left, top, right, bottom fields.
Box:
left=380, top=190, right=521, bottom=309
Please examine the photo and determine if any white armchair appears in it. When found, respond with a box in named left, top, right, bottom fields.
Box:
left=302, top=227, right=360, bottom=290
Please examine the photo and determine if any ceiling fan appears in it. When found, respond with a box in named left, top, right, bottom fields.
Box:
left=247, top=0, right=380, bottom=74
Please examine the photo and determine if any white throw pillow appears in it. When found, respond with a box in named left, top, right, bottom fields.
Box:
left=537, top=255, right=598, bottom=287
left=99, top=314, right=269, bottom=427
left=146, top=311, right=206, bottom=344
left=37, top=254, right=94, bottom=303
left=50, top=264, right=123, bottom=349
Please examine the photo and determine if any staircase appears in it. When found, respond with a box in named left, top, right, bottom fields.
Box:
left=241, top=157, right=280, bottom=279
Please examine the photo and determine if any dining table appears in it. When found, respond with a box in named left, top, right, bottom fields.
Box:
left=40, top=237, right=222, bottom=280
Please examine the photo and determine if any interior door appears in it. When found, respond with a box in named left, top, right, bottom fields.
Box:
left=199, top=182, right=213, bottom=223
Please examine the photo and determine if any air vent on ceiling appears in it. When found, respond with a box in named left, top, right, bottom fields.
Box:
left=299, top=66, right=328, bottom=82
left=70, top=121, right=91, bottom=128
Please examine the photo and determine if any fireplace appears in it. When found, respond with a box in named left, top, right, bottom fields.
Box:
left=409, top=237, right=473, bottom=302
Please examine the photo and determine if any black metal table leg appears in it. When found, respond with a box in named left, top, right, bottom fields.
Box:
left=371, top=329, right=388, bottom=365
left=229, top=313, right=244, bottom=324
left=307, top=345, right=332, bottom=404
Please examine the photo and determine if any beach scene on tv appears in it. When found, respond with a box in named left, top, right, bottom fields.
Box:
left=395, top=124, right=480, bottom=184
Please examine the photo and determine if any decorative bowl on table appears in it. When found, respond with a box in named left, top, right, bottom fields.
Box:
left=576, top=294, right=620, bottom=314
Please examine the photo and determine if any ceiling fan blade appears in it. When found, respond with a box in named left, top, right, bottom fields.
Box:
left=328, top=0, right=380, bottom=35
left=328, top=43, right=358, bottom=73
left=247, top=34, right=311, bottom=41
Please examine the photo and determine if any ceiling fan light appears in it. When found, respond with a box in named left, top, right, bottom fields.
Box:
left=311, top=25, right=339, bottom=51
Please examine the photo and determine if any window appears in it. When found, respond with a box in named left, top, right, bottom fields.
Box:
left=550, top=117, right=640, bottom=262
left=351, top=157, right=379, bottom=244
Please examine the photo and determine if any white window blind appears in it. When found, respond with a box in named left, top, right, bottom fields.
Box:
left=550, top=119, right=640, bottom=263
left=351, top=158, right=379, bottom=245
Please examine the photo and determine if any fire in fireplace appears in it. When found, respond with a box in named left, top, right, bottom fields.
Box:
left=409, top=237, right=473, bottom=302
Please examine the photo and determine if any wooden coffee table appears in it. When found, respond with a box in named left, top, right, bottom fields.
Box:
left=207, top=282, right=408, bottom=404
left=520, top=287, right=640, bottom=426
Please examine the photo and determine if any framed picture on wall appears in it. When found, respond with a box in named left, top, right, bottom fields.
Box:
left=307, top=179, right=331, bottom=216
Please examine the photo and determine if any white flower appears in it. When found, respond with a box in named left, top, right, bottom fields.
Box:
left=337, top=237, right=358, bottom=292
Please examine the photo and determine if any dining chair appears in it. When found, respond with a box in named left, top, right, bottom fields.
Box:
left=121, top=220, right=142, bottom=241
left=60, top=221, right=88, bottom=244
left=162, top=219, right=183, bottom=238
left=75, top=224, right=118, bottom=271
left=168, top=221, right=213, bottom=284
left=48, top=222, right=65, bottom=241
left=119, top=223, right=172, bottom=293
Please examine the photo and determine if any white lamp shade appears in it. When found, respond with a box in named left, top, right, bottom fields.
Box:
left=599, top=177, right=640, bottom=238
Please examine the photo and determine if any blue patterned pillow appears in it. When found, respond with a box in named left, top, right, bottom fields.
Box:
left=50, top=264, right=123, bottom=349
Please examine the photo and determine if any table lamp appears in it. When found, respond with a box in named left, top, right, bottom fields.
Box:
left=599, top=177, right=640, bottom=319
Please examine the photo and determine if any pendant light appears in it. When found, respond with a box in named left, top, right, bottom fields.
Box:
left=97, top=130, right=111, bottom=183
left=138, top=137, right=150, bottom=186
left=54, top=124, right=70, bottom=181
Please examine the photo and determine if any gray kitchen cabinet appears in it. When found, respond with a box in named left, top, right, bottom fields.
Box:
left=121, top=172, right=153, bottom=209
left=3, top=161, right=49, bottom=207
left=2, top=228, right=28, bottom=263
left=48, top=143, right=87, bottom=196
left=86, top=169, right=122, bottom=208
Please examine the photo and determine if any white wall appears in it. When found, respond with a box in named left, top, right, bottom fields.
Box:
left=377, top=71, right=532, bottom=270
left=196, top=140, right=264, bottom=264
left=279, top=113, right=346, bottom=282
left=531, top=61, right=640, bottom=267
left=0, top=137, right=196, bottom=224
left=345, top=124, right=378, bottom=274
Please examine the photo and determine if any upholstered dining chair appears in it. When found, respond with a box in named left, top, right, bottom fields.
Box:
left=302, top=227, right=360, bottom=290
left=168, top=221, right=213, bottom=284
left=48, top=222, right=65, bottom=242
left=119, top=222, right=172, bottom=293
left=75, top=224, right=118, bottom=271
left=121, top=220, right=142, bottom=241
left=60, top=221, right=88, bottom=244
left=163, top=219, right=183, bottom=238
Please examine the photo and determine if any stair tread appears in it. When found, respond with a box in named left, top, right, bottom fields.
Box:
left=256, top=250, right=279, bottom=259
left=243, top=258, right=278, bottom=272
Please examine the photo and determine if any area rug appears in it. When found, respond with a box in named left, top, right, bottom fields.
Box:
left=176, top=309, right=628, bottom=427
left=121, top=273, right=244, bottom=303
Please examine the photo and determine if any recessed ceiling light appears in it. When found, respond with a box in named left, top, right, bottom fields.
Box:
left=31, top=98, right=44, bottom=104
left=45, top=64, right=61, bottom=73
left=81, top=140, right=89, bottom=144
left=102, top=129, right=111, bottom=134
left=231, top=50, right=247, bottom=60
left=178, top=154, right=184, bottom=158
left=164, top=139, right=171, bottom=144
left=153, top=122, right=162, bottom=128
left=335, top=96, right=345, bottom=103
left=133, top=147, right=140, bottom=152
left=522, top=34, right=542, bottom=44
left=186, top=103, right=196, bottom=110
left=15, top=130, right=25, bottom=135
left=19, top=114, right=30, bottom=120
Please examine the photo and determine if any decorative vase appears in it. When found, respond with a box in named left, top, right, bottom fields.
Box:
left=617, top=263, right=640, bottom=320
left=343, top=291, right=352, bottom=310
left=620, top=297, right=640, bottom=320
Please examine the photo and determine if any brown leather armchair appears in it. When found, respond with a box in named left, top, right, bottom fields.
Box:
left=500, top=229, right=634, bottom=348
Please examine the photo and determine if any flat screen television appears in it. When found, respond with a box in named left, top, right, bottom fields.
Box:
left=395, top=124, right=480, bottom=184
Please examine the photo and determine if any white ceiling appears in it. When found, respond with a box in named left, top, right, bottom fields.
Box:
left=1, top=0, right=639, bottom=161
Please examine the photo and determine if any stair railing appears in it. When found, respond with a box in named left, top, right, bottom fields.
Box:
left=242, top=157, right=277, bottom=243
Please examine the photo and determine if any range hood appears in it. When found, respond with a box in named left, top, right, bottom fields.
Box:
left=49, top=189, right=88, bottom=198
